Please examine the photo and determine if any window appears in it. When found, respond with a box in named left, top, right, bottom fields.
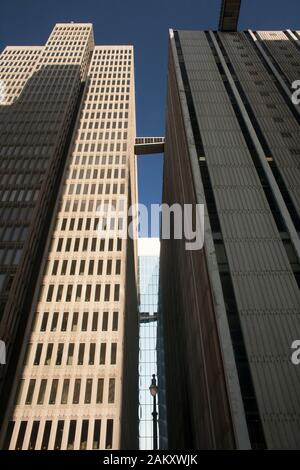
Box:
left=80, top=420, right=89, bottom=450
left=34, top=344, right=43, bottom=365
left=114, top=284, right=120, bottom=301
left=96, top=378, right=104, bottom=404
left=88, top=260, right=94, bottom=274
left=78, top=344, right=85, bottom=365
left=45, top=344, right=53, bottom=365
left=89, top=343, right=96, bottom=365
left=61, top=312, right=68, bottom=331
left=41, top=421, right=52, bottom=450
left=54, top=421, right=64, bottom=450
left=110, top=343, right=117, bottom=365
left=66, top=285, right=73, bottom=301
left=28, top=421, right=40, bottom=450
left=61, top=260, right=68, bottom=274
left=100, top=343, right=106, bottom=365
left=105, top=419, right=113, bottom=449
left=61, top=379, right=70, bottom=404
left=25, top=379, right=36, bottom=405
left=15, top=421, right=27, bottom=450
left=51, top=312, right=59, bottom=331
left=73, top=379, right=81, bottom=404
left=92, top=312, right=98, bottom=331
left=49, top=379, right=58, bottom=404
left=102, top=311, right=108, bottom=331
left=115, top=260, right=121, bottom=275
left=67, top=344, right=74, bottom=365
left=67, top=420, right=76, bottom=450
left=56, top=343, right=64, bottom=365
left=106, top=259, right=112, bottom=275
left=71, top=312, right=78, bottom=331
left=46, top=285, right=54, bottom=302
left=108, top=378, right=115, bottom=404
left=84, top=378, right=93, bottom=404
left=37, top=379, right=47, bottom=405
left=85, top=284, right=91, bottom=301
left=97, top=260, right=103, bottom=275
left=112, top=311, right=118, bottom=331
left=93, top=420, right=101, bottom=449
left=95, top=284, right=101, bottom=301
left=40, top=312, right=49, bottom=331
left=104, top=284, right=110, bottom=301
left=82, top=312, right=88, bottom=331
left=70, top=260, right=76, bottom=275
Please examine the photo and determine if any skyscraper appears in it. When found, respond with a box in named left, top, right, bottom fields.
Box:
left=161, top=26, right=300, bottom=449
left=138, top=237, right=160, bottom=450
left=0, top=23, right=139, bottom=450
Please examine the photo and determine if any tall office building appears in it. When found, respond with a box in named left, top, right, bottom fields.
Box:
left=161, top=24, right=300, bottom=449
left=138, top=237, right=160, bottom=450
left=0, top=23, right=139, bottom=450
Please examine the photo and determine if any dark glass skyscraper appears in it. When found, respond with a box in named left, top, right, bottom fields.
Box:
left=161, top=27, right=300, bottom=449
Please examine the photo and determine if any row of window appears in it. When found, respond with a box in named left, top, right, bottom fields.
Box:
left=65, top=179, right=126, bottom=197
left=79, top=122, right=129, bottom=134
left=91, top=60, right=131, bottom=67
left=17, top=376, right=116, bottom=406
left=1, top=172, right=44, bottom=186
left=0, top=225, right=28, bottom=242
left=48, top=258, right=121, bottom=277
left=1, top=48, right=41, bottom=55
left=93, top=49, right=132, bottom=55
left=0, top=206, right=33, bottom=224
left=0, top=247, right=23, bottom=266
left=4, top=418, right=114, bottom=450
left=26, top=341, right=117, bottom=367
left=89, top=64, right=131, bottom=72
left=89, top=81, right=130, bottom=88
left=43, top=283, right=120, bottom=303
left=34, top=310, right=119, bottom=333
left=62, top=192, right=126, bottom=212
left=46, top=45, right=85, bottom=51
left=66, top=168, right=126, bottom=184
left=0, top=188, right=39, bottom=203
left=88, top=71, right=130, bottom=81
left=0, top=61, right=39, bottom=71
left=85, top=92, right=130, bottom=102
left=82, top=96, right=130, bottom=110
left=0, top=157, right=49, bottom=170
left=42, top=51, right=85, bottom=58
left=54, top=236, right=123, bottom=253
left=68, top=154, right=127, bottom=165
left=81, top=114, right=129, bottom=124
left=57, top=213, right=124, bottom=231
left=41, top=57, right=83, bottom=65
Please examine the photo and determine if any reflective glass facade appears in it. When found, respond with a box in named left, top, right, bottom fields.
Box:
left=138, top=238, right=159, bottom=450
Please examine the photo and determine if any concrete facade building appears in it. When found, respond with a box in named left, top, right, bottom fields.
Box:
left=161, top=28, right=300, bottom=449
left=0, top=23, right=139, bottom=450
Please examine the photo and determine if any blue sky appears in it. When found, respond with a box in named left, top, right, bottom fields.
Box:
left=1, top=0, right=300, bottom=235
